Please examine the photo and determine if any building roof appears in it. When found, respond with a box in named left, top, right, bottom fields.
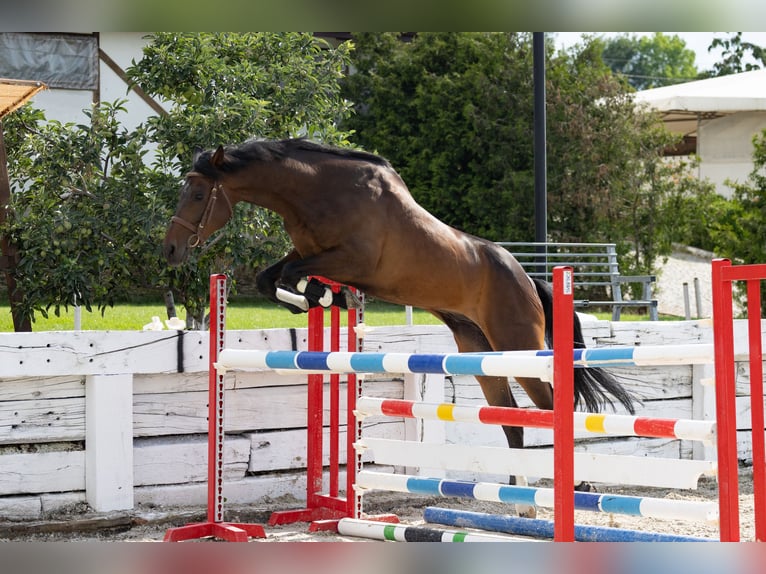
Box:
left=632, top=68, right=766, bottom=136
left=0, top=78, right=46, bottom=120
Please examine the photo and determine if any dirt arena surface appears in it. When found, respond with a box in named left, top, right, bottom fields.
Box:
left=0, top=465, right=756, bottom=543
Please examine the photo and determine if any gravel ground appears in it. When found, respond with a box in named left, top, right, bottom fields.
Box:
left=653, top=245, right=720, bottom=319
left=0, top=465, right=756, bottom=542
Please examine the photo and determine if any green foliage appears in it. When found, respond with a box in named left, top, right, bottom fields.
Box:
left=1, top=33, right=354, bottom=328
left=342, top=32, right=714, bottom=295
left=343, top=33, right=536, bottom=240
left=703, top=32, right=766, bottom=77
left=1, top=101, right=160, bottom=320
left=599, top=33, right=698, bottom=90
left=126, top=32, right=355, bottom=324
left=707, top=131, right=766, bottom=314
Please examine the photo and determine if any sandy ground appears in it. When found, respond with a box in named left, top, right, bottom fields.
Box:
left=0, top=465, right=756, bottom=542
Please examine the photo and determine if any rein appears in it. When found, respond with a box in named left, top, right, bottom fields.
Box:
left=171, top=180, right=233, bottom=248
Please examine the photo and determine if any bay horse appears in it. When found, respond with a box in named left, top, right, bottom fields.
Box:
left=163, top=138, right=636, bottom=512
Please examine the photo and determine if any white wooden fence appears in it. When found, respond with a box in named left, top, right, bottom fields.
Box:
left=0, top=319, right=762, bottom=520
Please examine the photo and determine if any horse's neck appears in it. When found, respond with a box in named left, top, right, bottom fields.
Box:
left=230, top=162, right=316, bottom=227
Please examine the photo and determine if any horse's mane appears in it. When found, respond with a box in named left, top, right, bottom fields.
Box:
left=193, top=138, right=391, bottom=177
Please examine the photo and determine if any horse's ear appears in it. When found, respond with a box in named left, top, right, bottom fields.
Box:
left=211, top=145, right=226, bottom=169
left=192, top=146, right=204, bottom=164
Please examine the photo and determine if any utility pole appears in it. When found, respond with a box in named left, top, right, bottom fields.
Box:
left=533, top=32, right=548, bottom=275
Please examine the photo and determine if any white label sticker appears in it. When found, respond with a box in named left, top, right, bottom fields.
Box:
left=563, top=270, right=573, bottom=295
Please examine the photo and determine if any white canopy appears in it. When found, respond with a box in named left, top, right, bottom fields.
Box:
left=633, top=69, right=766, bottom=136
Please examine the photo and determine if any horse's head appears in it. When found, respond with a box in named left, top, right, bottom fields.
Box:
left=163, top=146, right=234, bottom=266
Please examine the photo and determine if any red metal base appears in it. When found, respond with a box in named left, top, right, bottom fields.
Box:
left=268, top=507, right=348, bottom=528
left=163, top=521, right=267, bottom=542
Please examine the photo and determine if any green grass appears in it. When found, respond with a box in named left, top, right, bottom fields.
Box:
left=0, top=299, right=443, bottom=332
left=0, top=296, right=673, bottom=332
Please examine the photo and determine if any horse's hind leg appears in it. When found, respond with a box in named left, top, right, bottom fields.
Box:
left=434, top=311, right=536, bottom=518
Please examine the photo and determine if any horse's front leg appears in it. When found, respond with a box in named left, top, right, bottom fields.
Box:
left=255, top=250, right=312, bottom=314
left=277, top=251, right=363, bottom=311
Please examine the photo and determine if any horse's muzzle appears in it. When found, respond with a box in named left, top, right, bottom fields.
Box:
left=163, top=238, right=188, bottom=267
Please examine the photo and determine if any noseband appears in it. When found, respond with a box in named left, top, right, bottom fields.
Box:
left=171, top=180, right=233, bottom=248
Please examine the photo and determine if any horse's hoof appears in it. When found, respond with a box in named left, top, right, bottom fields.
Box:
left=516, top=505, right=537, bottom=519
left=339, top=286, right=363, bottom=309
left=575, top=481, right=596, bottom=492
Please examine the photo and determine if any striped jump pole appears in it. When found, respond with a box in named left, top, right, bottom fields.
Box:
left=216, top=348, right=554, bottom=380
left=712, top=258, right=766, bottom=542
left=355, top=396, right=716, bottom=444
left=214, top=343, right=714, bottom=378
left=423, top=507, right=713, bottom=543
left=356, top=471, right=718, bottom=524
left=337, top=518, right=516, bottom=542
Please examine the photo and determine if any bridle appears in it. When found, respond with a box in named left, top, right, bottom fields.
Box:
left=171, top=178, right=233, bottom=248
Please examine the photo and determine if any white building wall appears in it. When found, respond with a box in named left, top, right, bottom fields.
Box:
left=28, top=33, right=156, bottom=129
left=698, top=111, right=766, bottom=198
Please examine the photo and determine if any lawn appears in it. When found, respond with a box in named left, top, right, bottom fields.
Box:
left=0, top=298, right=442, bottom=332
left=0, top=297, right=666, bottom=332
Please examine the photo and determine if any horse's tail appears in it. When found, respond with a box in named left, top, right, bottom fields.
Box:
left=532, top=278, right=637, bottom=415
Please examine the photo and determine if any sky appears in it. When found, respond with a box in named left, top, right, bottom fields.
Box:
left=552, top=32, right=766, bottom=72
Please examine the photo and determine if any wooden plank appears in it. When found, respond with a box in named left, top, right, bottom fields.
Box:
left=0, top=375, right=84, bottom=401
left=607, top=320, right=713, bottom=346
left=0, top=496, right=42, bottom=520
left=0, top=330, right=204, bottom=377
left=447, top=370, right=691, bottom=407
left=0, top=397, right=84, bottom=444
left=134, top=471, right=316, bottom=510
left=132, top=370, right=306, bottom=395
left=246, top=418, right=403, bottom=472
left=0, top=450, right=84, bottom=495
left=0, top=327, right=308, bottom=378
left=133, top=435, right=250, bottom=486
left=132, top=379, right=403, bottom=437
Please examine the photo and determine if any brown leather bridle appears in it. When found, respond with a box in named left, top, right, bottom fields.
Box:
left=171, top=179, right=233, bottom=248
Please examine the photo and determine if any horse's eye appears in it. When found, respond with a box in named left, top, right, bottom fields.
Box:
left=194, top=192, right=205, bottom=201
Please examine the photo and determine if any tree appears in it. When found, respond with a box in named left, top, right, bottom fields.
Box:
left=343, top=33, right=536, bottom=241
left=1, top=33, right=354, bottom=327
left=599, top=33, right=698, bottom=90
left=342, top=32, right=709, bottom=289
left=126, top=32, right=354, bottom=325
left=703, top=32, right=766, bottom=77
left=1, top=101, right=159, bottom=322
left=709, top=130, right=766, bottom=315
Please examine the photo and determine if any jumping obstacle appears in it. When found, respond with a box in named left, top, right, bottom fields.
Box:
left=336, top=517, right=518, bottom=542
left=423, top=507, right=712, bottom=543
left=202, top=260, right=765, bottom=542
